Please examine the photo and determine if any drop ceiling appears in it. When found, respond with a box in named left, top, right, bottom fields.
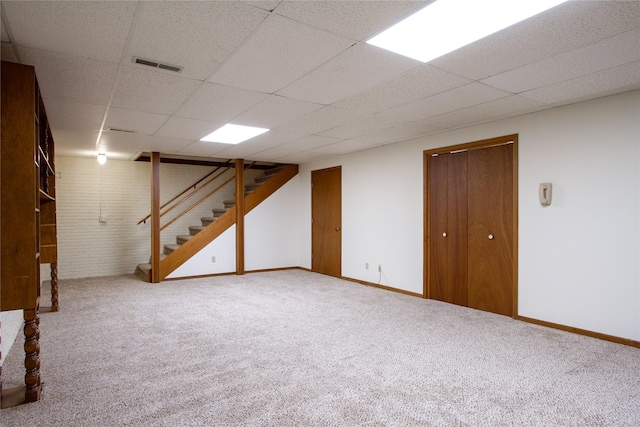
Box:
left=1, top=1, right=639, bottom=164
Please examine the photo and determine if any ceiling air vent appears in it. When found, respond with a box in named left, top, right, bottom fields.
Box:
left=132, top=57, right=182, bottom=73
left=107, top=127, right=136, bottom=133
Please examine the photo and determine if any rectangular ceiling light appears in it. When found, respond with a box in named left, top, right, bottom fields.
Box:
left=200, top=124, right=269, bottom=145
left=367, top=0, right=568, bottom=63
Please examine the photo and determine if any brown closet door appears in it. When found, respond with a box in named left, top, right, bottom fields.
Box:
left=467, top=144, right=514, bottom=317
left=312, top=166, right=342, bottom=277
left=429, top=152, right=468, bottom=306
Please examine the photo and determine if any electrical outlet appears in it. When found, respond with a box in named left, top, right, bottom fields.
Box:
left=211, top=256, right=216, bottom=263
left=378, top=264, right=382, bottom=272
left=99, top=215, right=107, bottom=223
left=366, top=262, right=369, bottom=270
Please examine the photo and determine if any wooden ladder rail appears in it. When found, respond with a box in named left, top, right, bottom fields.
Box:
left=137, top=159, right=233, bottom=225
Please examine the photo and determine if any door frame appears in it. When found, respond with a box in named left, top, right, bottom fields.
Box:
left=311, top=166, right=342, bottom=277
left=423, top=134, right=519, bottom=318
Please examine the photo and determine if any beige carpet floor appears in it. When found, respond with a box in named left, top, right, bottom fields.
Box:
left=1, top=270, right=639, bottom=426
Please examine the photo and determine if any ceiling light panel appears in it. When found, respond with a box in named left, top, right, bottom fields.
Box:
left=367, top=0, right=568, bottom=63
left=200, top=124, right=269, bottom=145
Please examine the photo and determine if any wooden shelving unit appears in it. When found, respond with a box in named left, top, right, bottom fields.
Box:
left=1, top=60, right=58, bottom=407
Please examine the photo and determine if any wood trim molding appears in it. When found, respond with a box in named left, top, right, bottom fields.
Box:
left=518, top=315, right=640, bottom=349
left=341, top=276, right=424, bottom=298
left=423, top=134, right=519, bottom=318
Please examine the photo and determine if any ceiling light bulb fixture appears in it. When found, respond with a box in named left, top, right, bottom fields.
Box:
left=97, top=153, right=107, bottom=165
left=367, top=0, right=568, bottom=63
left=200, top=123, right=269, bottom=145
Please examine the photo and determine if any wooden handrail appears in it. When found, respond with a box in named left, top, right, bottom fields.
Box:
left=159, top=162, right=257, bottom=232
left=137, top=160, right=232, bottom=225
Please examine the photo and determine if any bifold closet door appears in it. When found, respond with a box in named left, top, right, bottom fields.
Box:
left=429, top=151, right=468, bottom=307
left=467, top=144, right=514, bottom=317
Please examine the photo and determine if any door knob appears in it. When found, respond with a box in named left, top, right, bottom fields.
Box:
left=335, top=227, right=341, bottom=232
left=442, top=232, right=447, bottom=237
left=488, top=234, right=494, bottom=240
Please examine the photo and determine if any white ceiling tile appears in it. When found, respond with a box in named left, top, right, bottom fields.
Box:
left=42, top=99, right=105, bottom=131
left=280, top=135, right=341, bottom=151
left=520, top=61, right=640, bottom=105
left=482, top=30, right=640, bottom=93
left=175, top=82, right=269, bottom=123
left=241, top=129, right=306, bottom=149
left=20, top=47, right=117, bottom=105
left=419, top=95, right=546, bottom=129
left=276, top=106, right=366, bottom=134
left=128, top=2, right=268, bottom=80
left=356, top=122, right=442, bottom=145
left=331, top=64, right=471, bottom=115
left=105, top=108, right=169, bottom=135
left=244, top=2, right=281, bottom=12
left=3, top=1, right=136, bottom=63
left=274, top=1, right=430, bottom=41
left=1, top=21, right=10, bottom=42
left=377, top=83, right=511, bottom=123
left=278, top=43, right=420, bottom=104
left=233, top=95, right=324, bottom=129
left=155, top=117, right=222, bottom=140
left=98, top=131, right=151, bottom=156
left=215, top=144, right=268, bottom=159
left=49, top=129, right=100, bottom=158
left=208, top=14, right=354, bottom=93
left=177, top=140, right=231, bottom=157
left=431, top=1, right=640, bottom=80
left=278, top=107, right=364, bottom=134
left=313, top=139, right=376, bottom=155
left=143, top=136, right=195, bottom=153
left=245, top=147, right=297, bottom=162
left=275, top=151, right=330, bottom=164
left=1, top=42, right=18, bottom=62
left=319, top=114, right=406, bottom=140
left=112, top=66, right=200, bottom=115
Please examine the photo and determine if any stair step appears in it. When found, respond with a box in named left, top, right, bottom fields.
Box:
left=223, top=200, right=235, bottom=208
left=164, top=243, right=180, bottom=255
left=245, top=183, right=261, bottom=191
left=211, top=208, right=227, bottom=217
left=201, top=217, right=215, bottom=226
left=176, top=235, right=192, bottom=245
left=134, top=263, right=151, bottom=282
left=254, top=175, right=270, bottom=184
left=189, top=225, right=205, bottom=235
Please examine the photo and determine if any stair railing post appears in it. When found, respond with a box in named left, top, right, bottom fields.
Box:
left=235, top=158, right=245, bottom=275
left=151, top=152, right=161, bottom=283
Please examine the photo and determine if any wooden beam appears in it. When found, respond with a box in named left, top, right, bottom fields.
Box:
left=235, top=159, right=245, bottom=275
left=151, top=152, right=161, bottom=283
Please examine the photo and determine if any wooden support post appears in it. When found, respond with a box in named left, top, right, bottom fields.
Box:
left=235, top=159, right=245, bottom=275
left=151, top=152, right=161, bottom=283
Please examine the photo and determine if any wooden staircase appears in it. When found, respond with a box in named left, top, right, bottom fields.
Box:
left=135, top=164, right=297, bottom=282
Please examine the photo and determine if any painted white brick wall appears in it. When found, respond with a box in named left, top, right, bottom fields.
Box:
left=54, top=156, right=239, bottom=279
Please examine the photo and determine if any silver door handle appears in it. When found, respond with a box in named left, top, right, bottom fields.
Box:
left=335, top=227, right=341, bottom=232
left=488, top=234, right=494, bottom=240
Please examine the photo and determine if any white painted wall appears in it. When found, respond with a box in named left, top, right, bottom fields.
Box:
left=0, top=310, right=22, bottom=365
left=298, top=90, right=640, bottom=340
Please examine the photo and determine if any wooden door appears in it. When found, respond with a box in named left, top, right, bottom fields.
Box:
left=312, top=167, right=342, bottom=277
left=429, top=152, right=468, bottom=306
left=467, top=144, right=514, bottom=316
